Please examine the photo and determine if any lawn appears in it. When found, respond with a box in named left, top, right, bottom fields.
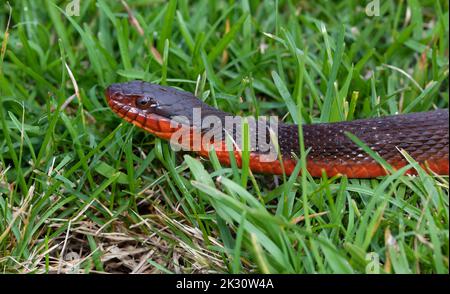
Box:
left=0, top=0, right=448, bottom=274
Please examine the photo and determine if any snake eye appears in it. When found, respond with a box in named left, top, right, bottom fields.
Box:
left=136, top=96, right=158, bottom=109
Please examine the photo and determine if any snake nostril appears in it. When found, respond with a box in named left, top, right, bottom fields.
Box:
left=106, top=85, right=125, bottom=103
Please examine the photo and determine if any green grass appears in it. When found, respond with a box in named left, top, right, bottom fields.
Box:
left=0, top=0, right=448, bottom=273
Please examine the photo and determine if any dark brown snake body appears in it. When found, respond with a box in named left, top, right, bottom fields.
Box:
left=106, top=81, right=449, bottom=178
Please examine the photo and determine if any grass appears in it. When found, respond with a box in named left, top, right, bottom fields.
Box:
left=0, top=0, right=448, bottom=274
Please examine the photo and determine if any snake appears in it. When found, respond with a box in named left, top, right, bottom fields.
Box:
left=105, top=81, right=449, bottom=178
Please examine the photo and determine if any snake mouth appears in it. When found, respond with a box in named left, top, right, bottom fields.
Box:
left=105, top=84, right=184, bottom=140
left=105, top=85, right=142, bottom=121
left=105, top=84, right=127, bottom=105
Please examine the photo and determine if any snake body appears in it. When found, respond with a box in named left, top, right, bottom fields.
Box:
left=106, top=81, right=449, bottom=178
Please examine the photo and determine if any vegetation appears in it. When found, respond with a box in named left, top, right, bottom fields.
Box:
left=0, top=0, right=448, bottom=273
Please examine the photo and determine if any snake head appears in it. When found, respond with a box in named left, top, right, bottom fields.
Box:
left=105, top=80, right=203, bottom=121
left=105, top=81, right=161, bottom=114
